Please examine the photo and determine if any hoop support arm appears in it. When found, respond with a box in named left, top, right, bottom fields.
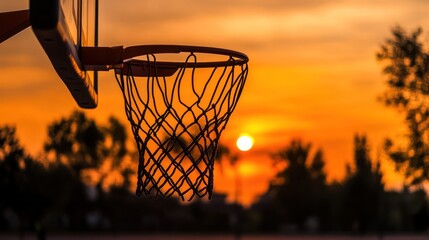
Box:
left=81, top=46, right=124, bottom=71
left=0, top=10, right=30, bottom=44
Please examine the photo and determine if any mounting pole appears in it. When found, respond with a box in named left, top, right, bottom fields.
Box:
left=0, top=10, right=30, bottom=44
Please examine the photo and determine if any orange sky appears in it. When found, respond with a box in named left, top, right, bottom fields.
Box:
left=1, top=0, right=429, bottom=206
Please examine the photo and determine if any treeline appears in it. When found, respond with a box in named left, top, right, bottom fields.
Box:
left=0, top=111, right=233, bottom=234
left=1, top=110, right=429, bottom=236
left=249, top=137, right=429, bottom=233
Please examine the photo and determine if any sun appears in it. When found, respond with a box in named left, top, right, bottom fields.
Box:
left=236, top=134, right=254, bottom=152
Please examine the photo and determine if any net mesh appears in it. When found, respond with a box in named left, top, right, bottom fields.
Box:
left=115, top=51, right=248, bottom=200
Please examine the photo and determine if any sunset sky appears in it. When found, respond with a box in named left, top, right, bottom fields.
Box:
left=2, top=0, right=429, bottom=206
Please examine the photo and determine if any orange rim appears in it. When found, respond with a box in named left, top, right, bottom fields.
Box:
left=122, top=44, right=249, bottom=68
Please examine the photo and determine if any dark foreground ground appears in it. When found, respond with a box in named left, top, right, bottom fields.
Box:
left=1, top=234, right=429, bottom=240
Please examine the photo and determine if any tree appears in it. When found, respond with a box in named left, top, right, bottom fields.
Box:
left=378, top=25, right=429, bottom=184
left=98, top=116, right=134, bottom=191
left=268, top=139, right=327, bottom=230
left=44, top=111, right=105, bottom=176
left=0, top=125, right=73, bottom=236
left=342, top=135, right=384, bottom=233
left=0, top=125, right=26, bottom=230
left=44, top=111, right=134, bottom=191
left=43, top=111, right=139, bottom=230
left=0, top=125, right=25, bottom=191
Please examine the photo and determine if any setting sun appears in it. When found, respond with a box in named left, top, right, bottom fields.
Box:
left=236, top=134, right=254, bottom=152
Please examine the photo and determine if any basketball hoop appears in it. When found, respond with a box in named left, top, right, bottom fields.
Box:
left=113, top=45, right=248, bottom=200
left=1, top=3, right=250, bottom=201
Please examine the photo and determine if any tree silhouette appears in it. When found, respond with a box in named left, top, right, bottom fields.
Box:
left=0, top=125, right=26, bottom=230
left=44, top=111, right=105, bottom=176
left=342, top=135, right=384, bottom=233
left=0, top=125, right=24, bottom=190
left=99, top=116, right=134, bottom=191
left=269, top=139, right=327, bottom=230
left=43, top=111, right=134, bottom=191
left=42, top=111, right=141, bottom=230
left=378, top=25, right=429, bottom=184
left=0, top=125, right=76, bottom=237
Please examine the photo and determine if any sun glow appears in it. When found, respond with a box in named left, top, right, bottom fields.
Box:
left=236, top=134, right=254, bottom=152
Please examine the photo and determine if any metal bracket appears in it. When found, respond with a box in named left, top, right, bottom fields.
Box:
left=0, top=10, right=30, bottom=44
left=81, top=46, right=124, bottom=71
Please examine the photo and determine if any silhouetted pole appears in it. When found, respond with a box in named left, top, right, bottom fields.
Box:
left=232, top=155, right=242, bottom=240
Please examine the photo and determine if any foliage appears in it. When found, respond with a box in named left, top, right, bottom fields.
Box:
left=44, top=111, right=133, bottom=191
left=0, top=125, right=26, bottom=229
left=44, top=111, right=105, bottom=175
left=0, top=125, right=25, bottom=194
left=1, top=113, right=429, bottom=234
left=378, top=25, right=429, bottom=184
left=341, top=135, right=384, bottom=233
left=268, top=140, right=328, bottom=230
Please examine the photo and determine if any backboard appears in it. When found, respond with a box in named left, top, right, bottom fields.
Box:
left=30, top=0, right=98, bottom=108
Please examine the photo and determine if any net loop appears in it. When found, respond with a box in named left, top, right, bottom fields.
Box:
left=115, top=45, right=248, bottom=200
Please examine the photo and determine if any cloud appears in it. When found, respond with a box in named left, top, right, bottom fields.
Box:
left=97, top=0, right=429, bottom=66
left=101, top=0, right=334, bottom=23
